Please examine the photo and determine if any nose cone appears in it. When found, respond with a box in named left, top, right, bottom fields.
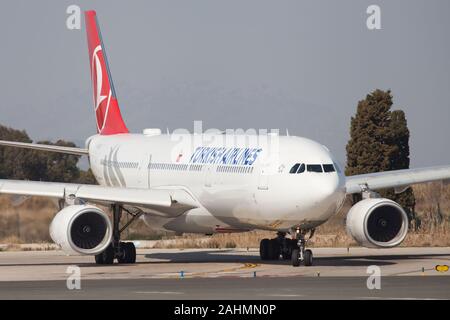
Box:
left=307, top=172, right=345, bottom=220
left=315, top=173, right=340, bottom=202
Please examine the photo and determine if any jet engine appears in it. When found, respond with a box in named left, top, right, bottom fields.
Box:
left=346, top=198, right=408, bottom=248
left=49, top=204, right=112, bottom=255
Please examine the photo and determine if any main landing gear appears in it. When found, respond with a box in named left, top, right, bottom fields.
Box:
left=95, top=204, right=142, bottom=265
left=259, top=229, right=315, bottom=267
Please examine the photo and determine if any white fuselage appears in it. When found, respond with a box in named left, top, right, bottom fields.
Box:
left=86, top=132, right=346, bottom=234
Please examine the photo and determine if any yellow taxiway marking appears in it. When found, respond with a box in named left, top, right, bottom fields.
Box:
left=221, top=263, right=259, bottom=273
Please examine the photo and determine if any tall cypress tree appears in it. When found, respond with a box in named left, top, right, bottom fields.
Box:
left=346, top=89, right=416, bottom=224
left=386, top=110, right=416, bottom=224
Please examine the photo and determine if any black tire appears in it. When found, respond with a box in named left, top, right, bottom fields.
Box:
left=282, top=239, right=296, bottom=260
left=259, top=239, right=270, bottom=260
left=95, top=243, right=114, bottom=265
left=304, top=249, right=313, bottom=266
left=117, top=243, right=126, bottom=264
left=291, top=248, right=300, bottom=267
left=282, top=251, right=291, bottom=260
left=117, top=242, right=137, bottom=264
left=94, top=252, right=104, bottom=264
left=125, top=242, right=136, bottom=263
left=290, top=239, right=298, bottom=248
left=268, top=239, right=280, bottom=260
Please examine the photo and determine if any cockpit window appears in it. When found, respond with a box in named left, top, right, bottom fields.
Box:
left=307, top=164, right=323, bottom=173
left=289, top=163, right=300, bottom=174
left=297, top=163, right=305, bottom=173
left=333, top=162, right=341, bottom=173
left=323, top=164, right=335, bottom=172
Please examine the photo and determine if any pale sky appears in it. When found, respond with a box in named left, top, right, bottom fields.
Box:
left=0, top=0, right=449, bottom=167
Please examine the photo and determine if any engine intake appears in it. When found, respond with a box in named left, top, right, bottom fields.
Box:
left=346, top=198, right=408, bottom=248
left=50, top=205, right=112, bottom=255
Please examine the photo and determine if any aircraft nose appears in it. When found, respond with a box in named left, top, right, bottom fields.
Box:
left=313, top=173, right=341, bottom=204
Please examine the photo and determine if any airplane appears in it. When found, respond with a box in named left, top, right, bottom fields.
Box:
left=0, top=10, right=449, bottom=267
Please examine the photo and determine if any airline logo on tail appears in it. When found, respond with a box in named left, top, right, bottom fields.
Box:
left=85, top=11, right=129, bottom=135
left=92, top=45, right=110, bottom=132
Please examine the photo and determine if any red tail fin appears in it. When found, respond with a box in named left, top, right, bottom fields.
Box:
left=85, top=11, right=129, bottom=135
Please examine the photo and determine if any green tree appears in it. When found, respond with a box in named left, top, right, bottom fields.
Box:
left=387, top=111, right=416, bottom=222
left=345, top=89, right=416, bottom=224
left=21, top=140, right=81, bottom=183
left=77, top=168, right=98, bottom=184
left=0, top=124, right=84, bottom=183
left=0, top=125, right=32, bottom=179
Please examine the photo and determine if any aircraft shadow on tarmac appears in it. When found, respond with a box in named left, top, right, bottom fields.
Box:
left=142, top=250, right=449, bottom=267
left=0, top=251, right=448, bottom=268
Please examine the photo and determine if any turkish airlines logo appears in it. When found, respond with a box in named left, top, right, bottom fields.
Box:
left=92, top=45, right=112, bottom=133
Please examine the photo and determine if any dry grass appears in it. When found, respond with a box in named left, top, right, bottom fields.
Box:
left=0, top=196, right=54, bottom=243
left=0, top=183, right=449, bottom=248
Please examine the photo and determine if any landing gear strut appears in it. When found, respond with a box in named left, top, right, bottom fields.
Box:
left=291, top=228, right=314, bottom=267
left=95, top=204, right=141, bottom=265
left=259, top=229, right=315, bottom=267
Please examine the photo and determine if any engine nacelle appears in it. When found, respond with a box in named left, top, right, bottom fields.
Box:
left=346, top=198, right=408, bottom=248
left=49, top=205, right=112, bottom=255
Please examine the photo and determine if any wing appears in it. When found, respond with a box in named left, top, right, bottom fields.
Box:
left=0, top=179, right=198, bottom=217
left=0, top=140, right=89, bottom=156
left=345, top=165, right=450, bottom=194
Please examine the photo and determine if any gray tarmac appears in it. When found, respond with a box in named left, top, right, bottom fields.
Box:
left=0, top=247, right=449, bottom=299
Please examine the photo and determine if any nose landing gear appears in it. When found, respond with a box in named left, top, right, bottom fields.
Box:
left=259, top=229, right=315, bottom=267
left=291, top=229, right=315, bottom=267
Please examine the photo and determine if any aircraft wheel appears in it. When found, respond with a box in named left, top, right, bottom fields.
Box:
left=291, top=248, right=300, bottom=267
left=95, top=243, right=114, bottom=265
left=268, top=239, right=280, bottom=260
left=117, top=242, right=136, bottom=264
left=282, top=239, right=296, bottom=260
left=304, top=249, right=313, bottom=266
left=259, top=239, right=270, bottom=260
